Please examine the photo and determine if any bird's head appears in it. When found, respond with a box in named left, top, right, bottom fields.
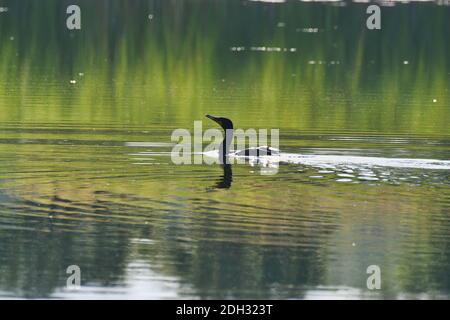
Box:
left=206, top=115, right=234, bottom=130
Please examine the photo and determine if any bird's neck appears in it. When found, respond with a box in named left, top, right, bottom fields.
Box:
left=219, top=128, right=233, bottom=164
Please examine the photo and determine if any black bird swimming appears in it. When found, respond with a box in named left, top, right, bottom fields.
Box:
left=206, top=114, right=277, bottom=164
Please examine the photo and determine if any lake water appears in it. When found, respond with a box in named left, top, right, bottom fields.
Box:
left=0, top=0, right=449, bottom=299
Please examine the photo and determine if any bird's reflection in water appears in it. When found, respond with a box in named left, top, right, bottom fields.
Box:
left=214, top=164, right=232, bottom=189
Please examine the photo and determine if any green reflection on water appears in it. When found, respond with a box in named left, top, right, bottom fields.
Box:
left=1, top=0, right=448, bottom=134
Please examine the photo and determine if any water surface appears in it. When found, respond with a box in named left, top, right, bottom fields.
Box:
left=0, top=0, right=449, bottom=299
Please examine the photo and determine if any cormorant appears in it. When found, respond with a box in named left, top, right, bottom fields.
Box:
left=206, top=114, right=277, bottom=164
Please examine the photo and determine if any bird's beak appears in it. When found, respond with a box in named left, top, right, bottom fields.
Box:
left=206, top=114, right=219, bottom=123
